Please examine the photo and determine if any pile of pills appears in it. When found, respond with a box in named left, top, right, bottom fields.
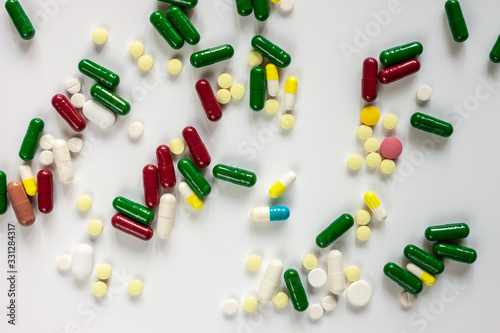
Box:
left=216, top=73, right=246, bottom=104
left=128, top=41, right=154, bottom=71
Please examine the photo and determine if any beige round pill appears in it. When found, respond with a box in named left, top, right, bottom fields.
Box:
left=246, top=255, right=262, bottom=271
left=380, top=159, right=396, bottom=174
left=280, top=114, right=295, bottom=129
left=218, top=73, right=233, bottom=89
left=76, top=195, right=92, bottom=211
left=321, top=295, right=337, bottom=311
left=302, top=254, right=318, bottom=270
left=355, top=210, right=370, bottom=226
left=383, top=114, right=398, bottom=130
left=345, top=266, right=361, bottom=282
left=264, top=99, right=279, bottom=114
left=170, top=139, right=185, bottom=154
left=357, top=125, right=373, bottom=140
left=128, top=122, right=144, bottom=139
left=230, top=84, right=245, bottom=99
left=129, top=41, right=144, bottom=57
left=348, top=155, right=363, bottom=170
left=128, top=280, right=143, bottom=295
left=68, top=137, right=84, bottom=153
left=223, top=298, right=238, bottom=315
left=274, top=292, right=289, bottom=308
left=88, top=219, right=103, bottom=236
left=366, top=152, right=382, bottom=168
left=248, top=51, right=263, bottom=66
left=57, top=254, right=72, bottom=272
left=308, top=304, right=324, bottom=320
left=416, top=85, right=432, bottom=102
left=138, top=55, right=154, bottom=71
left=243, top=296, right=259, bottom=312
left=364, top=138, right=380, bottom=153
left=216, top=89, right=231, bottom=104
left=92, top=29, right=108, bottom=45
left=400, top=291, right=416, bottom=307
left=96, top=264, right=112, bottom=280
left=92, top=281, right=107, bottom=297
left=66, top=79, right=81, bottom=95
left=167, top=59, right=182, bottom=74
left=70, top=93, right=86, bottom=108
left=39, top=150, right=54, bottom=166
left=356, top=226, right=371, bottom=241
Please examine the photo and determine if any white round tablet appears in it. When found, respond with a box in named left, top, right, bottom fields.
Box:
left=280, top=0, right=295, bottom=12
left=321, top=295, right=337, bottom=311
left=57, top=254, right=72, bottom=272
left=39, top=134, right=54, bottom=150
left=308, top=268, right=327, bottom=288
left=128, top=122, right=144, bottom=139
left=66, top=78, right=81, bottom=95
left=400, top=291, right=416, bottom=307
left=308, top=304, right=324, bottom=320
left=70, top=93, right=86, bottom=108
left=223, top=298, right=238, bottom=316
left=416, top=85, right=432, bottom=102
left=347, top=280, right=372, bottom=307
left=39, top=150, right=54, bottom=165
left=68, top=137, right=84, bottom=153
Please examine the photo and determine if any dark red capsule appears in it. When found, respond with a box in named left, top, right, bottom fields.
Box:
left=51, top=94, right=86, bottom=132
left=362, top=57, right=378, bottom=102
left=156, top=145, right=176, bottom=189
left=378, top=59, right=421, bottom=84
left=37, top=169, right=53, bottom=214
left=195, top=79, right=222, bottom=122
left=143, top=164, right=160, bottom=208
left=111, top=213, right=153, bottom=241
left=182, top=126, right=211, bottom=168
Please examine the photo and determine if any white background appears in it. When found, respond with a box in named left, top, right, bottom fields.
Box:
left=1, top=0, right=499, bottom=332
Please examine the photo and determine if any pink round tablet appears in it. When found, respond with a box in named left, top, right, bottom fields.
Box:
left=380, top=137, right=403, bottom=159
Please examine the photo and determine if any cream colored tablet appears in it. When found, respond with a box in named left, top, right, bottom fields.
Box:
left=77, top=195, right=92, bottom=211
left=128, top=280, right=143, bottom=295
left=92, top=29, right=108, bottom=45
left=380, top=159, right=396, bottom=174
left=57, top=254, right=72, bottom=272
left=364, top=138, right=380, bottom=153
left=347, top=280, right=372, bottom=307
left=264, top=99, right=279, bottom=114
left=348, top=155, right=363, bottom=170
left=170, top=139, right=185, bottom=154
left=280, top=114, right=295, bottom=129
left=87, top=219, right=103, bottom=236
left=356, top=226, right=371, bottom=241
left=308, top=304, right=324, bottom=320
left=96, top=264, right=112, bottom=280
left=247, top=255, right=262, bottom=271
left=216, top=89, right=231, bottom=104
left=129, top=41, right=144, bottom=57
left=383, top=114, right=398, bottom=130
left=366, top=152, right=382, bottom=168
left=357, top=125, right=372, bottom=140
left=321, top=295, right=337, bottom=311
left=355, top=210, right=370, bottom=226
left=248, top=51, right=263, bottom=66
left=39, top=150, right=54, bottom=166
left=274, top=292, right=289, bottom=308
left=230, top=84, right=245, bottom=99
left=128, top=122, right=144, bottom=139
left=243, top=296, right=258, bottom=312
left=218, top=73, right=233, bottom=89
left=302, top=254, right=318, bottom=270
left=68, top=137, right=84, bottom=153
left=39, top=134, right=54, bottom=150
left=167, top=59, right=182, bottom=74
left=92, top=281, right=107, bottom=297
left=223, top=298, right=238, bottom=315
left=345, top=266, right=361, bottom=282
left=138, top=55, right=153, bottom=71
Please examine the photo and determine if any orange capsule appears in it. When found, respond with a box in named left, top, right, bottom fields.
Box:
left=7, top=180, right=35, bottom=227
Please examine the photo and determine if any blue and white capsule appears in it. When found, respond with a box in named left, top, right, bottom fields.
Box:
left=251, top=206, right=290, bottom=222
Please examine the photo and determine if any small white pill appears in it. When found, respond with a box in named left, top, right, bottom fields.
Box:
left=280, top=0, right=295, bottom=12
left=308, top=268, right=328, bottom=288
left=321, top=295, right=337, bottom=311
left=39, top=150, right=54, bottom=165
left=71, top=244, right=94, bottom=279
left=308, top=304, right=324, bottom=320
left=223, top=298, right=238, bottom=316
left=39, top=135, right=54, bottom=150
left=66, top=78, right=81, bottom=95
left=68, top=137, right=84, bottom=153
left=83, top=100, right=116, bottom=130
left=128, top=122, right=144, bottom=139
left=70, top=93, right=86, bottom=108
left=400, top=291, right=416, bottom=307
left=346, top=280, right=372, bottom=307
left=57, top=254, right=72, bottom=272
left=416, top=85, right=432, bottom=102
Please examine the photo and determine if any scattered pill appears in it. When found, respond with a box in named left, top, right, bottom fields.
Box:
left=143, top=164, right=160, bottom=209
left=357, top=125, right=373, bottom=140
left=91, top=84, right=131, bottom=116
left=400, top=291, right=416, bottom=307
left=382, top=114, right=398, bottom=130
left=178, top=181, right=203, bottom=210
left=321, top=295, right=337, bottom=311
left=490, top=35, right=500, bottom=63
left=380, top=41, right=423, bottom=67
left=364, top=191, right=387, bottom=221
left=327, top=250, right=345, bottom=295
left=5, top=0, right=35, bottom=40
left=156, top=145, right=176, bottom=189
left=380, top=159, right=396, bottom=174
left=269, top=171, right=296, bottom=198
left=345, top=266, right=361, bottom=282
left=316, top=214, right=354, bottom=248
left=128, top=280, right=143, bottom=295
left=248, top=51, right=263, bottom=66
left=113, top=196, right=154, bottom=225
left=218, top=73, right=233, bottom=89
left=57, top=254, right=72, bottom=272
left=280, top=114, right=295, bottom=129
left=88, top=219, right=103, bottom=236
left=360, top=106, right=380, bottom=126
left=253, top=0, right=269, bottom=21
left=243, top=296, right=259, bottom=312
left=347, top=155, right=363, bottom=170
left=410, top=112, right=453, bottom=137
left=138, top=55, right=154, bottom=71
left=37, top=170, right=53, bottom=214
left=380, top=137, right=403, bottom=159
left=247, top=255, right=262, bottom=271
left=182, top=126, right=211, bottom=168
left=362, top=57, right=378, bottom=102
left=308, top=268, right=327, bottom=288
left=150, top=11, right=184, bottom=50
left=266, top=63, right=279, bottom=96
left=53, top=139, right=74, bottom=184
left=68, top=137, right=84, bottom=153
left=235, top=0, right=252, bottom=16
left=250, top=66, right=266, bottom=111
left=302, top=254, right=318, bottom=270
left=128, top=122, right=144, bottom=139
left=284, top=269, right=309, bottom=312
left=19, top=118, right=44, bottom=161
left=92, top=281, right=107, bottom=297
left=308, top=304, right=324, bottom=321
left=39, top=134, right=54, bottom=150
left=223, top=299, right=238, bottom=316
left=445, top=0, right=468, bottom=43
left=177, top=158, right=211, bottom=197
left=250, top=206, right=290, bottom=222
left=70, top=93, right=86, bottom=108
left=66, top=78, right=81, bottom=95
left=230, top=84, right=245, bottom=99
left=167, top=5, right=200, bottom=45
left=83, top=100, right=116, bottom=130
left=92, top=29, right=108, bottom=45
left=406, top=262, right=435, bottom=286
left=279, top=0, right=295, bottom=12
left=433, top=243, right=477, bottom=263
left=355, top=210, right=371, bottom=226
left=7, top=181, right=35, bottom=226
left=366, top=152, right=382, bottom=168
left=190, top=44, right=234, bottom=68
left=52, top=94, right=86, bottom=132
left=216, top=89, right=231, bottom=104
left=72, top=244, right=94, bottom=279
left=111, top=214, right=153, bottom=240
left=347, top=280, right=372, bottom=307
left=378, top=59, right=421, bottom=84
left=157, top=193, right=176, bottom=238
left=213, top=164, right=257, bottom=187
left=356, top=226, right=371, bottom=241
left=167, top=58, right=183, bottom=74
left=77, top=195, right=92, bottom=211
left=129, top=41, right=144, bottom=57
left=364, top=138, right=380, bottom=153
left=416, top=85, right=432, bottom=102
left=284, top=77, right=298, bottom=110
left=79, top=59, right=120, bottom=90
left=251, top=35, right=291, bottom=68
left=274, top=292, right=289, bottom=308
left=258, top=260, right=283, bottom=303
left=264, top=99, right=279, bottom=114
left=19, top=164, right=37, bottom=196
left=404, top=244, right=444, bottom=275
left=384, top=262, right=423, bottom=295
left=96, top=264, right=112, bottom=280
left=424, top=223, right=470, bottom=242
left=170, top=139, right=185, bottom=155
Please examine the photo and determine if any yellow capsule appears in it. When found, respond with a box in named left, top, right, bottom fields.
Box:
left=284, top=77, right=298, bottom=110
left=179, top=182, right=203, bottom=210
left=19, top=165, right=37, bottom=196
left=363, top=191, right=387, bottom=221
left=269, top=171, right=296, bottom=198
left=406, top=262, right=435, bottom=286
left=266, top=63, right=279, bottom=97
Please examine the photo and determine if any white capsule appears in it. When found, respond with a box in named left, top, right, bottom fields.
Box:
left=53, top=139, right=74, bottom=184
left=157, top=193, right=176, bottom=238
left=71, top=244, right=94, bottom=279
left=39, top=150, right=54, bottom=166
left=257, top=260, right=283, bottom=303
left=328, top=250, right=345, bottom=295
left=39, top=134, right=54, bottom=150
left=83, top=100, right=116, bottom=130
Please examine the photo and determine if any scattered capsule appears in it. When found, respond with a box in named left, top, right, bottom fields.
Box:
left=266, top=63, right=279, bottom=96
left=19, top=118, right=44, bottom=161
left=212, top=164, right=256, bottom=187
left=112, top=196, right=154, bottom=225
left=179, top=181, right=203, bottom=210
left=177, top=158, right=211, bottom=198
left=328, top=250, right=345, bottom=295
left=445, top=0, right=468, bottom=43
left=53, top=139, right=74, bottom=184
left=52, top=94, right=86, bottom=132
left=250, top=66, right=266, bottom=111
left=7, top=180, right=35, bottom=227
left=251, top=35, right=291, bottom=68
left=235, top=0, right=252, bottom=16
left=167, top=6, right=200, bottom=45
left=37, top=169, right=53, bottom=214
left=406, top=262, right=435, bottom=286
left=490, top=35, right=500, bottom=63
left=404, top=244, right=445, bottom=275
left=410, top=112, right=453, bottom=137
left=156, top=145, right=176, bottom=189
left=195, top=79, right=222, bottom=122
left=190, top=44, right=234, bottom=68
left=425, top=223, right=470, bottom=242
left=150, top=11, right=184, bottom=50
left=78, top=59, right=120, bottom=89
left=284, top=269, right=309, bottom=312
left=158, top=0, right=198, bottom=8
left=82, top=100, right=116, bottom=130
left=378, top=59, right=420, bottom=84
left=90, top=84, right=130, bottom=116
left=384, top=262, right=423, bottom=295
left=269, top=171, right=296, bottom=198
left=182, top=126, right=211, bottom=168
left=111, top=214, right=153, bottom=241
left=433, top=243, right=477, bottom=264
left=379, top=41, right=423, bottom=67
left=19, top=165, right=36, bottom=196
left=316, top=213, right=354, bottom=248
left=143, top=164, right=160, bottom=209
left=250, top=206, right=290, bottom=222
left=5, top=0, right=35, bottom=40
left=364, top=191, right=387, bottom=221
left=253, top=0, right=269, bottom=21
left=361, top=57, right=378, bottom=103
left=0, top=171, right=6, bottom=215
left=157, top=193, right=176, bottom=238
left=284, top=77, right=298, bottom=111
left=257, top=260, right=283, bottom=303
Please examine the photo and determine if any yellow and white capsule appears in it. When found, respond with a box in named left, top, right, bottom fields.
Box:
left=269, top=171, right=296, bottom=198
left=364, top=191, right=387, bottom=221
left=406, top=262, right=435, bottom=286
left=284, top=76, right=298, bottom=110
left=266, top=63, right=279, bottom=97
left=179, top=182, right=203, bottom=210
left=19, top=165, right=37, bottom=196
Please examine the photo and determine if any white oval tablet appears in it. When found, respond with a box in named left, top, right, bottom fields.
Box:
left=39, top=150, right=54, bottom=165
left=57, top=254, right=72, bottom=272
left=416, top=85, right=432, bottom=102
left=347, top=280, right=372, bottom=307
left=71, top=244, right=94, bottom=279
left=66, top=78, right=81, bottom=95
left=308, top=304, right=324, bottom=320
left=223, top=298, right=238, bottom=316
left=70, top=93, right=86, bottom=108
left=83, top=100, right=116, bottom=130
left=68, top=137, right=84, bottom=153
left=308, top=268, right=327, bottom=288
left=128, top=122, right=144, bottom=139
left=400, top=291, right=416, bottom=307
left=39, top=134, right=54, bottom=150
left=321, top=295, right=337, bottom=311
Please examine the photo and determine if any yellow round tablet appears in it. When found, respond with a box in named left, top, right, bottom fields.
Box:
left=248, top=51, right=263, bottom=66
left=138, top=55, right=154, bottom=71
left=216, top=89, right=231, bottom=104
left=92, top=29, right=108, bottom=45
left=167, top=59, right=182, bottom=74
left=360, top=106, right=380, bottom=126
left=247, top=255, right=262, bottom=271
left=92, top=281, right=107, bottom=297
left=345, top=266, right=361, bottom=282
left=380, top=159, right=396, bottom=174
left=218, top=73, right=233, bottom=89
left=274, top=292, right=289, bottom=308
left=302, top=254, right=318, bottom=270
left=230, top=84, right=245, bottom=99
left=355, top=210, right=371, bottom=226
left=243, top=296, right=259, bottom=312
left=364, top=138, right=380, bottom=153
left=348, top=155, right=363, bottom=170
left=357, top=125, right=373, bottom=140
left=128, top=280, right=143, bottom=296
left=129, top=41, right=144, bottom=57
left=280, top=114, right=295, bottom=129
left=264, top=99, right=279, bottom=114
left=356, top=226, right=371, bottom=241
left=96, top=264, right=112, bottom=280
left=88, top=219, right=103, bottom=236
left=366, top=152, right=382, bottom=168
left=383, top=114, right=398, bottom=130
left=77, top=195, right=92, bottom=211
left=170, top=139, right=185, bottom=155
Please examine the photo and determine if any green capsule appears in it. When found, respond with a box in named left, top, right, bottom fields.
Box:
left=489, top=35, right=500, bottom=64
left=249, top=67, right=265, bottom=111
left=90, top=84, right=130, bottom=116
left=178, top=158, right=211, bottom=198
left=212, top=164, right=256, bottom=187
left=316, top=213, right=354, bottom=248
left=190, top=44, right=234, bottom=68
left=384, top=262, right=423, bottom=295
left=425, top=223, right=470, bottom=242
left=5, top=0, right=35, bottom=40
left=433, top=243, right=477, bottom=264
left=112, top=196, right=154, bottom=225
left=251, top=35, right=291, bottom=68
left=78, top=59, right=120, bottom=89
left=19, top=118, right=44, bottom=161
left=150, top=11, right=184, bottom=50
left=410, top=112, right=453, bottom=137
left=167, top=6, right=200, bottom=45
left=0, top=171, right=7, bottom=215
left=158, top=0, right=198, bottom=8
left=253, top=0, right=269, bottom=21
left=379, top=41, right=423, bottom=67
left=235, top=0, right=252, bottom=16
left=445, top=0, right=468, bottom=43
left=404, top=244, right=444, bottom=275
left=284, top=269, right=309, bottom=312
